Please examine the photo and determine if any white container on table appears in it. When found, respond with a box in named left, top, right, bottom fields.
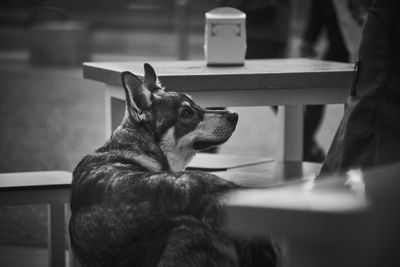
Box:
left=204, top=7, right=246, bottom=66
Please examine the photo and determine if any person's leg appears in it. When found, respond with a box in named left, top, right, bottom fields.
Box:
left=303, top=105, right=325, bottom=162
left=321, top=0, right=400, bottom=174
left=302, top=0, right=350, bottom=163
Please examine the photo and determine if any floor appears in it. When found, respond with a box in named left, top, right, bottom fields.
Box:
left=0, top=245, right=73, bottom=267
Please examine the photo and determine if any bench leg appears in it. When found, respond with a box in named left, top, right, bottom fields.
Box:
left=48, top=203, right=66, bottom=267
left=65, top=204, right=81, bottom=267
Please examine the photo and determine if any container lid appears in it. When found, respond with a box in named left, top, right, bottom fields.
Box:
left=206, top=7, right=246, bottom=19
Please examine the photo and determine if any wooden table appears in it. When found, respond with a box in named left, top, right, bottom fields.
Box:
left=224, top=163, right=400, bottom=267
left=83, top=58, right=353, bottom=161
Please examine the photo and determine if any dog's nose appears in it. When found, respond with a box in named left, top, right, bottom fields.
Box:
left=227, top=112, right=239, bottom=125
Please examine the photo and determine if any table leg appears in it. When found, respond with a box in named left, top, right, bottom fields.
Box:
left=105, top=85, right=125, bottom=138
left=48, top=203, right=66, bottom=267
left=276, top=106, right=304, bottom=162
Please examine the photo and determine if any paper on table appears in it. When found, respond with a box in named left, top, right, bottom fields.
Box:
left=187, top=153, right=273, bottom=171
left=213, top=171, right=315, bottom=188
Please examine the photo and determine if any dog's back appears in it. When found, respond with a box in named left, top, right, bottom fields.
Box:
left=70, top=64, right=277, bottom=267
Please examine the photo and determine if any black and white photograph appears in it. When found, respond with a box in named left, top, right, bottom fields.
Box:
left=0, top=0, right=399, bottom=266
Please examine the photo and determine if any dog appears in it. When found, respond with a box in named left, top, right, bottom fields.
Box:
left=69, top=63, right=277, bottom=267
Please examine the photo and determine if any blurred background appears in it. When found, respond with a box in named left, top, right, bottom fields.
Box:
left=0, top=0, right=343, bottom=266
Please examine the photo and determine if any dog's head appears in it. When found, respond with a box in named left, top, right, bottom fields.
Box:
left=121, top=63, right=238, bottom=171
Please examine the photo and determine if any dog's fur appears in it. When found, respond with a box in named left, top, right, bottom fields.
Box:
left=69, top=64, right=277, bottom=267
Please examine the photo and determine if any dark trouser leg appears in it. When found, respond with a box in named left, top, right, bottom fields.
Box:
left=303, top=105, right=326, bottom=162
left=321, top=0, right=400, bottom=175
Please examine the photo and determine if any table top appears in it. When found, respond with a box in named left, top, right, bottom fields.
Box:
left=187, top=153, right=273, bottom=171
left=213, top=161, right=321, bottom=188
left=83, top=58, right=354, bottom=92
left=223, top=163, right=400, bottom=245
left=223, top=172, right=370, bottom=244
left=0, top=171, right=72, bottom=190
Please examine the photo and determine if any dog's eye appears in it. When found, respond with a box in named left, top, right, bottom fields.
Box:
left=180, top=108, right=193, bottom=119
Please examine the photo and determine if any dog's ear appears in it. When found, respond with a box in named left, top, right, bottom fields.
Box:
left=144, top=63, right=159, bottom=92
left=121, top=71, right=152, bottom=122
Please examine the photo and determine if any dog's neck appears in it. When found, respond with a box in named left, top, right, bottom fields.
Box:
left=159, top=127, right=196, bottom=172
left=163, top=149, right=196, bottom=172
left=108, top=121, right=195, bottom=172
left=103, top=123, right=170, bottom=172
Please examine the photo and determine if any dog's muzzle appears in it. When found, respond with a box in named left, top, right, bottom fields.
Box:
left=192, top=111, right=238, bottom=150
